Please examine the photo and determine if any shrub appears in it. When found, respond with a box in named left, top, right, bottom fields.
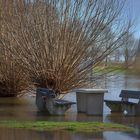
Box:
left=0, top=0, right=133, bottom=96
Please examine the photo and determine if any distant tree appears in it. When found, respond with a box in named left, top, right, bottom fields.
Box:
left=136, top=39, right=140, bottom=57
left=122, top=33, right=138, bottom=69
left=133, top=39, right=140, bottom=72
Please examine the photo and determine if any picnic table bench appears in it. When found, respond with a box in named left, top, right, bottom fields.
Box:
left=104, top=90, right=140, bottom=116
left=36, top=88, right=75, bottom=115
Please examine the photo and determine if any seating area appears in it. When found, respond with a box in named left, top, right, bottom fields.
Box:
left=36, top=88, right=75, bottom=115
left=36, top=88, right=108, bottom=116
left=105, top=90, right=140, bottom=116
left=36, top=88, right=140, bottom=116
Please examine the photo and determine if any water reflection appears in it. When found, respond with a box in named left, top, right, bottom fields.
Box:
left=0, top=73, right=140, bottom=139
left=105, top=113, right=140, bottom=138
left=0, top=128, right=72, bottom=140
left=75, top=132, right=103, bottom=140
left=103, top=132, right=139, bottom=140
left=0, top=128, right=139, bottom=140
left=0, top=97, right=36, bottom=121
left=76, top=113, right=103, bottom=122
left=0, top=128, right=104, bottom=140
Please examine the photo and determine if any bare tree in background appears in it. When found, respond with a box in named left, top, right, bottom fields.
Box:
left=0, top=0, right=133, bottom=96
left=122, top=33, right=138, bottom=69
left=133, top=39, right=140, bottom=72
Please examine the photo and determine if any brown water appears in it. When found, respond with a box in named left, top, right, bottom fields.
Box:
left=0, top=73, right=140, bottom=140
left=0, top=128, right=125, bottom=140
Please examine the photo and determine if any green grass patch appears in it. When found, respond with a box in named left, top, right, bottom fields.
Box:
left=0, top=120, right=134, bottom=133
left=94, top=66, right=128, bottom=74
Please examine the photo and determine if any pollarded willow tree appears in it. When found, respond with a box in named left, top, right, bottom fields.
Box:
left=1, top=0, right=133, bottom=96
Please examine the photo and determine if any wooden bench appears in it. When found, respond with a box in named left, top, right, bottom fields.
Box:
left=104, top=90, right=140, bottom=116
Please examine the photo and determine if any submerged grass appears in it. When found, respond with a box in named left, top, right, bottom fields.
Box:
left=0, top=120, right=134, bottom=133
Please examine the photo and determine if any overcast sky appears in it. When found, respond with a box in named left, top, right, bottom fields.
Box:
left=126, top=0, right=140, bottom=39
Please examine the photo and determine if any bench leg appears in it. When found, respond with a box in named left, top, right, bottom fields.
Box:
left=105, top=102, right=123, bottom=113
left=36, top=95, right=47, bottom=111
left=122, top=104, right=136, bottom=116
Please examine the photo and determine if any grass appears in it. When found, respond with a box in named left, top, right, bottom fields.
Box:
left=0, top=120, right=134, bottom=133
left=94, top=66, right=129, bottom=74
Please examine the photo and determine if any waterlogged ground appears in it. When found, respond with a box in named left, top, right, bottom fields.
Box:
left=0, top=73, right=140, bottom=140
left=0, top=128, right=138, bottom=140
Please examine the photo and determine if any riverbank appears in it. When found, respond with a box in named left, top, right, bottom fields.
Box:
left=94, top=66, right=139, bottom=75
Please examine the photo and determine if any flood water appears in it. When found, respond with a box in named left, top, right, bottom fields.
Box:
left=0, top=73, right=140, bottom=140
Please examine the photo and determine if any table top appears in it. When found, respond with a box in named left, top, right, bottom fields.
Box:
left=73, top=88, right=108, bottom=93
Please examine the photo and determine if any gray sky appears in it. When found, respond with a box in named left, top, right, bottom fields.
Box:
left=126, top=0, right=140, bottom=38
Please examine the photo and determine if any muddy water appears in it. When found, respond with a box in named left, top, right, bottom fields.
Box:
left=0, top=128, right=131, bottom=140
left=0, top=74, right=140, bottom=140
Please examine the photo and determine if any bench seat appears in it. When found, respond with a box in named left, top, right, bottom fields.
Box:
left=54, top=99, right=76, bottom=106
left=36, top=88, right=75, bottom=115
left=105, top=90, right=140, bottom=116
